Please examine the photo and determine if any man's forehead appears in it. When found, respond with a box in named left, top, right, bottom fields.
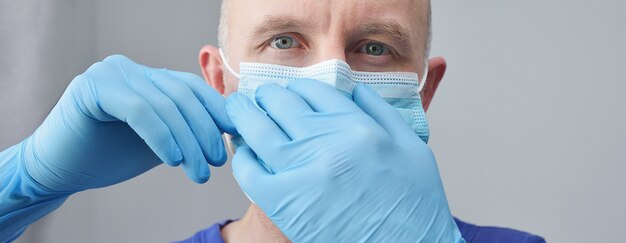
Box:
left=229, top=0, right=429, bottom=33
left=231, top=0, right=427, bottom=14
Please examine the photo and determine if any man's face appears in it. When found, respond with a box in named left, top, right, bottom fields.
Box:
left=218, top=0, right=432, bottom=95
left=198, top=1, right=444, bottom=240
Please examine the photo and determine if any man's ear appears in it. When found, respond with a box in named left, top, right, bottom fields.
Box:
left=420, top=57, right=447, bottom=112
left=199, top=45, right=226, bottom=94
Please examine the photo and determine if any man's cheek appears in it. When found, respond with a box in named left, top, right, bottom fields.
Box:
left=223, top=78, right=240, bottom=96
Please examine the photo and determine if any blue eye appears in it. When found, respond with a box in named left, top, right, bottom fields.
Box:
left=362, top=42, right=389, bottom=56
left=271, top=35, right=295, bottom=49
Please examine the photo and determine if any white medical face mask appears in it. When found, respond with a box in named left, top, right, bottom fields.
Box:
left=219, top=49, right=430, bottom=153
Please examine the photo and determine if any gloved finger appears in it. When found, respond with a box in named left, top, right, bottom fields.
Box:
left=150, top=70, right=227, bottom=167
left=352, top=84, right=416, bottom=145
left=83, top=70, right=183, bottom=166
left=226, top=93, right=290, bottom=165
left=231, top=145, right=277, bottom=210
left=286, top=78, right=361, bottom=113
left=102, top=54, right=135, bottom=65
left=255, top=83, right=316, bottom=139
left=164, top=69, right=238, bottom=135
left=110, top=59, right=210, bottom=184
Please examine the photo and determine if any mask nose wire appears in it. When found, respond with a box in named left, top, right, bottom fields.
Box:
left=219, top=48, right=241, bottom=79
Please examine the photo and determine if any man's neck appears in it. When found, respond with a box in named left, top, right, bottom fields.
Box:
left=221, top=204, right=290, bottom=243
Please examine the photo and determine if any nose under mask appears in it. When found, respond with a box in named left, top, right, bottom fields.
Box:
left=219, top=49, right=431, bottom=157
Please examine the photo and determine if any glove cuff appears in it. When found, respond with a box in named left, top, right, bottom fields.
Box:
left=20, top=135, right=79, bottom=196
left=0, top=141, right=72, bottom=241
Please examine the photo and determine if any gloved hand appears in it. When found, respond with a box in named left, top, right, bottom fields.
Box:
left=226, top=79, right=464, bottom=242
left=23, top=54, right=236, bottom=191
left=1, top=55, right=236, bottom=241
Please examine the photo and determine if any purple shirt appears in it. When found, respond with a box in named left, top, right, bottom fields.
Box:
left=174, top=218, right=546, bottom=243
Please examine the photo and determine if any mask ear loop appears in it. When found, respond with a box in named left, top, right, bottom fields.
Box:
left=417, top=64, right=429, bottom=93
left=219, top=48, right=241, bottom=79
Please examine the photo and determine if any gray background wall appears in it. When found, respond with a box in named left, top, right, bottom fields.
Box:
left=1, top=0, right=624, bottom=242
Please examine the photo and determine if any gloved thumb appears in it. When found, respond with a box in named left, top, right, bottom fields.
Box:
left=163, top=69, right=239, bottom=135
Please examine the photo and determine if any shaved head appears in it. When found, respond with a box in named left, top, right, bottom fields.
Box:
left=217, top=0, right=231, bottom=52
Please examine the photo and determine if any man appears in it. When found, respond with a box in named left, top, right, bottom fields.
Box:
left=180, top=0, right=546, bottom=242
left=0, top=0, right=545, bottom=242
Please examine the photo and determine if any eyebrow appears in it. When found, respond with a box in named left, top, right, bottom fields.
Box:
left=359, top=18, right=412, bottom=41
left=251, top=15, right=313, bottom=40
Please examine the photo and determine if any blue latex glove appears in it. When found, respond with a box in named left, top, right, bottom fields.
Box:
left=0, top=55, right=235, bottom=241
left=227, top=79, right=464, bottom=242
